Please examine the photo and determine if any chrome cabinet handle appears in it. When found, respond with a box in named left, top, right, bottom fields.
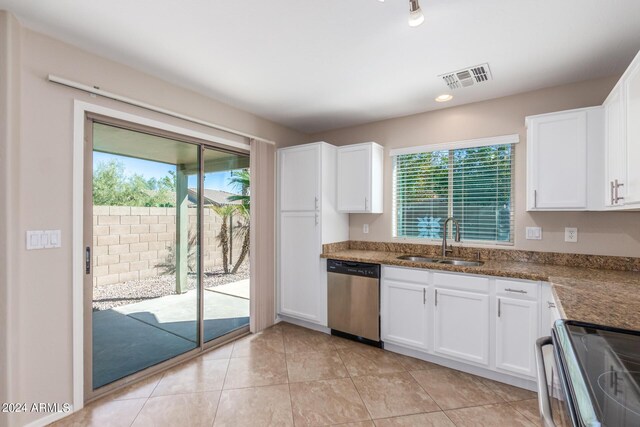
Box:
left=315, top=196, right=319, bottom=210
left=315, top=213, right=319, bottom=225
left=364, top=197, right=368, bottom=211
left=434, top=289, right=438, bottom=306
left=423, top=288, right=426, bottom=305
left=547, top=301, right=556, bottom=309
left=505, top=288, right=527, bottom=294
left=533, top=190, right=537, bottom=208
left=610, top=181, right=615, bottom=205
left=498, top=298, right=501, bottom=317
left=614, top=179, right=625, bottom=203
left=535, top=337, right=557, bottom=427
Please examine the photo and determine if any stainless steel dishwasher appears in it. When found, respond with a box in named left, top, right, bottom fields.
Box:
left=327, top=259, right=381, bottom=347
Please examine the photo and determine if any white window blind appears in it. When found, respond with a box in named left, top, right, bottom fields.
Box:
left=393, top=143, right=514, bottom=244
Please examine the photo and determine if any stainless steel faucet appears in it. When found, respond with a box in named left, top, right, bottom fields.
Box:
left=441, top=217, right=461, bottom=258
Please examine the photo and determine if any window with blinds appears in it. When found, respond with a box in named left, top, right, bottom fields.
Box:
left=393, top=143, right=514, bottom=244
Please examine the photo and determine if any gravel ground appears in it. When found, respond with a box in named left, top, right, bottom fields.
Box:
left=93, top=262, right=249, bottom=311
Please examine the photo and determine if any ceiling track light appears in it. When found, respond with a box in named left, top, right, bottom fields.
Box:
left=408, top=0, right=425, bottom=27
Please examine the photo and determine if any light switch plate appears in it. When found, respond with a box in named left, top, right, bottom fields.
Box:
left=44, top=230, right=62, bottom=248
left=526, top=227, right=542, bottom=240
left=26, top=230, right=44, bottom=250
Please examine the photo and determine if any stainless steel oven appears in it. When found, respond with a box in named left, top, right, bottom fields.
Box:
left=327, top=259, right=381, bottom=346
left=536, top=320, right=640, bottom=427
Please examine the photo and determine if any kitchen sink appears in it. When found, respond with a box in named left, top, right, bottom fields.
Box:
left=396, top=255, right=484, bottom=267
left=396, top=255, right=441, bottom=263
left=438, top=259, right=484, bottom=266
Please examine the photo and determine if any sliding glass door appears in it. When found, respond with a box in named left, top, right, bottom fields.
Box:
left=202, top=147, right=251, bottom=343
left=85, top=117, right=249, bottom=397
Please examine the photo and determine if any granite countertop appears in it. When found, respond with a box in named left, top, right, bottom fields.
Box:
left=321, top=249, right=640, bottom=331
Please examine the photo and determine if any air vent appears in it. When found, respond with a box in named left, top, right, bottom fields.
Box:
left=439, top=63, right=492, bottom=90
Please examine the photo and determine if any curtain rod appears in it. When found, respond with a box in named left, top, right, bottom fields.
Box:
left=47, top=74, right=276, bottom=145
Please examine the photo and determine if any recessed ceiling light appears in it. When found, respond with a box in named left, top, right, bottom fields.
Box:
left=435, top=94, right=453, bottom=102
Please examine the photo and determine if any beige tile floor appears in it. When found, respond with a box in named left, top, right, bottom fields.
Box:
left=51, top=322, right=568, bottom=427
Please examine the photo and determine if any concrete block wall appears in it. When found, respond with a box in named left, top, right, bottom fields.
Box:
left=92, top=206, right=244, bottom=286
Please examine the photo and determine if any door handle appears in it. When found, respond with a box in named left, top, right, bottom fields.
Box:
left=85, top=246, right=91, bottom=274
left=535, top=337, right=557, bottom=427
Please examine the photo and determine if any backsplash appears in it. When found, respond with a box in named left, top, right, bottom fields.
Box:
left=323, top=240, right=640, bottom=272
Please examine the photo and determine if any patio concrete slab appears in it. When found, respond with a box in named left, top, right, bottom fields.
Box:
left=207, top=279, right=250, bottom=299
left=114, top=288, right=249, bottom=342
left=92, top=309, right=196, bottom=389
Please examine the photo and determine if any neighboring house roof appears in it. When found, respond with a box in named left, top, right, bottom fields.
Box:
left=187, top=188, right=242, bottom=206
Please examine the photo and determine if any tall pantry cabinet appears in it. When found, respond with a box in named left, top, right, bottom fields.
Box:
left=277, top=142, right=349, bottom=326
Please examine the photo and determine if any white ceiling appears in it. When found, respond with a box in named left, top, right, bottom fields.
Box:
left=2, top=0, right=640, bottom=133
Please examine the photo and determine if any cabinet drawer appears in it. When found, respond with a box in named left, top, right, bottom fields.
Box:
left=433, top=272, right=489, bottom=293
left=496, top=279, right=538, bottom=300
left=383, top=266, right=429, bottom=284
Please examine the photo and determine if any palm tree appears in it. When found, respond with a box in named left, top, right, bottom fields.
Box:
left=211, top=204, right=236, bottom=274
left=227, top=169, right=250, bottom=273
left=227, top=169, right=250, bottom=211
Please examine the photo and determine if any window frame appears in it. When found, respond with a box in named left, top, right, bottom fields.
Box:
left=391, top=136, right=517, bottom=246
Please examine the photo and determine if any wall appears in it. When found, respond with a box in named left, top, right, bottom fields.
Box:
left=311, top=75, right=640, bottom=257
left=92, top=206, right=244, bottom=285
left=2, top=12, right=308, bottom=426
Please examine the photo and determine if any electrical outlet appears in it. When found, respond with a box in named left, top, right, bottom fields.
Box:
left=363, top=224, right=369, bottom=234
left=565, top=227, right=578, bottom=243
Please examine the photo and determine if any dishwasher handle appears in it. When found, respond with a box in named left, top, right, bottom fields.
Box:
left=535, top=336, right=556, bottom=427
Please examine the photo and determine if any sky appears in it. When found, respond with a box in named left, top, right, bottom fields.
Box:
left=93, top=151, right=237, bottom=192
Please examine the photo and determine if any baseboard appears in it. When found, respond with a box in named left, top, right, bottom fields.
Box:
left=276, top=315, right=330, bottom=334
left=384, top=342, right=538, bottom=391
left=22, top=406, right=74, bottom=427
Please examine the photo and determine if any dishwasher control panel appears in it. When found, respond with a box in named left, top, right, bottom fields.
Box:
left=327, top=259, right=380, bottom=278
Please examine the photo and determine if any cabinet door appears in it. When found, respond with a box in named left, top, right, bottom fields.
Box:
left=604, top=85, right=626, bottom=207
left=381, top=280, right=428, bottom=351
left=433, top=288, right=489, bottom=365
left=527, top=111, right=587, bottom=210
left=279, top=212, right=321, bottom=322
left=625, top=57, right=640, bottom=205
left=495, top=297, right=538, bottom=377
left=337, top=145, right=371, bottom=212
left=279, top=145, right=320, bottom=211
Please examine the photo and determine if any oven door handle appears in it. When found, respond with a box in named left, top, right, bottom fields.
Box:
left=535, top=336, right=556, bottom=427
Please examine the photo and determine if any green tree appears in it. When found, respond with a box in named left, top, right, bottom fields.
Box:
left=227, top=169, right=250, bottom=273
left=93, top=159, right=176, bottom=207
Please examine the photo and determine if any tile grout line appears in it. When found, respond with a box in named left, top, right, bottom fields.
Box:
left=335, top=349, right=374, bottom=423
left=211, top=352, right=232, bottom=426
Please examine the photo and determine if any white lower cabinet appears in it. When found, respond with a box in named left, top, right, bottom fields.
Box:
left=381, top=279, right=429, bottom=351
left=434, top=288, right=490, bottom=365
left=279, top=212, right=321, bottom=322
left=495, top=297, right=538, bottom=377
left=381, top=266, right=542, bottom=381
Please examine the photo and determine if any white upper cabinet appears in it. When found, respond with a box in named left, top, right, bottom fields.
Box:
left=337, top=142, right=383, bottom=213
left=279, top=144, right=320, bottom=211
left=526, top=107, right=604, bottom=211
left=604, top=84, right=626, bottom=207
left=624, top=55, right=640, bottom=206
